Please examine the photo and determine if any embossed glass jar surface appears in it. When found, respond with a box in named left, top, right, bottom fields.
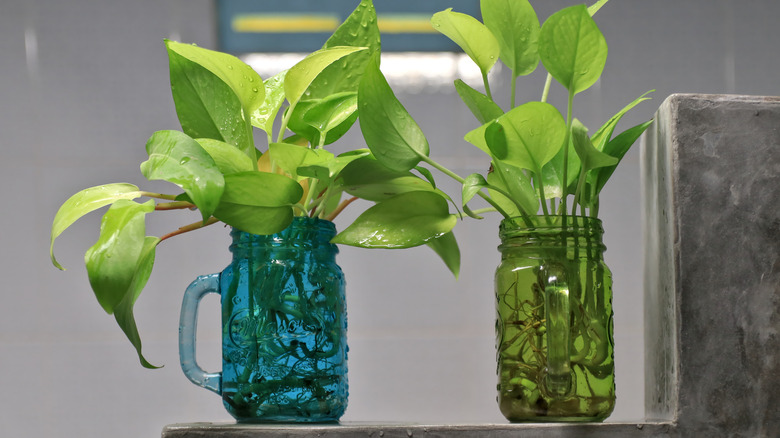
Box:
left=179, top=217, right=347, bottom=422
left=495, top=216, right=614, bottom=422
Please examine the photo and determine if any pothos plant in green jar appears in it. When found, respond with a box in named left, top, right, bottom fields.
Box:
left=49, top=0, right=460, bottom=423
left=354, top=0, right=654, bottom=422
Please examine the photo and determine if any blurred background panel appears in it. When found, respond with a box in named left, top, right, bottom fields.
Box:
left=1, top=0, right=778, bottom=437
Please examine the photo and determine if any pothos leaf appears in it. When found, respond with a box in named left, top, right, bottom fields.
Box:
left=287, top=93, right=359, bottom=146
left=480, top=0, right=541, bottom=76
left=454, top=79, right=504, bottom=124
left=414, top=166, right=437, bottom=190
left=426, top=231, right=461, bottom=279
left=431, top=8, right=500, bottom=76
left=50, top=183, right=142, bottom=270
left=165, top=40, right=264, bottom=113
left=358, top=55, right=429, bottom=172
left=338, top=156, right=437, bottom=202
left=113, top=236, right=161, bottom=369
left=485, top=119, right=509, bottom=159
left=462, top=173, right=490, bottom=209
left=538, top=4, right=607, bottom=95
left=489, top=160, right=538, bottom=215
left=590, top=90, right=653, bottom=150
left=583, top=119, right=653, bottom=206
left=331, top=191, right=457, bottom=249
left=252, top=70, right=287, bottom=135
left=464, top=122, right=492, bottom=156
left=269, top=142, right=333, bottom=179
left=495, top=101, right=567, bottom=174
left=285, top=46, right=367, bottom=109
left=84, top=199, right=156, bottom=315
left=306, top=0, right=381, bottom=99
left=196, top=138, right=256, bottom=174
left=140, top=130, right=225, bottom=222
left=303, top=92, right=358, bottom=137
left=571, top=119, right=618, bottom=172
left=212, top=171, right=303, bottom=235
left=85, top=200, right=161, bottom=368
left=165, top=42, right=254, bottom=155
left=297, top=150, right=371, bottom=186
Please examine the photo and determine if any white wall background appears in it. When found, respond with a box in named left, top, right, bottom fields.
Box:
left=1, top=0, right=778, bottom=436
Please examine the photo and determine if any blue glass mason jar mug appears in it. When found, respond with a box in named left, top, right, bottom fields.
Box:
left=179, top=217, right=348, bottom=422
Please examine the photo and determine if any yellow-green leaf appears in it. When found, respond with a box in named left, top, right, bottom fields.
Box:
left=84, top=200, right=155, bottom=314
left=431, top=8, right=500, bottom=76
left=140, top=130, right=225, bottom=221
left=481, top=0, right=540, bottom=76
left=165, top=40, right=264, bottom=113
left=332, top=191, right=456, bottom=249
left=212, top=171, right=303, bottom=235
left=358, top=56, right=429, bottom=172
left=539, top=5, right=607, bottom=95
left=50, top=183, right=142, bottom=270
left=285, top=46, right=367, bottom=109
left=426, top=231, right=460, bottom=279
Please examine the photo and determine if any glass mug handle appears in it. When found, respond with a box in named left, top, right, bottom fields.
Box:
left=179, top=273, right=222, bottom=395
left=542, top=264, right=572, bottom=397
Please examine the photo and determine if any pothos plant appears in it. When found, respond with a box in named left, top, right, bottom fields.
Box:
left=49, top=0, right=460, bottom=368
left=356, top=0, right=653, bottom=224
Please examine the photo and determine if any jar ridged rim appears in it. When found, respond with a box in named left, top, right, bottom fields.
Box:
left=229, top=217, right=337, bottom=251
left=498, top=215, right=606, bottom=251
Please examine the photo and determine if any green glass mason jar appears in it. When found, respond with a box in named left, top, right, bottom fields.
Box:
left=495, top=216, right=615, bottom=422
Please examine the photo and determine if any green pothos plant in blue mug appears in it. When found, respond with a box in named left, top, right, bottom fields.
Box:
left=49, top=0, right=460, bottom=422
left=355, top=0, right=654, bottom=421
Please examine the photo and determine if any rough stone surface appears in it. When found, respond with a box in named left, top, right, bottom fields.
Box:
left=643, top=94, right=780, bottom=437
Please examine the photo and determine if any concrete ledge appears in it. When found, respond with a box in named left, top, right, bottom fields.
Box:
left=162, top=422, right=676, bottom=438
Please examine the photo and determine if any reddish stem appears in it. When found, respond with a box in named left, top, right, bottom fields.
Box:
left=325, top=197, right=358, bottom=222
left=159, top=217, right=220, bottom=242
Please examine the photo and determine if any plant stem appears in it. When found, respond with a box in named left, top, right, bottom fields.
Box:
left=325, top=196, right=358, bottom=222
left=301, top=177, right=320, bottom=215
left=470, top=207, right=497, bottom=215
left=242, top=107, right=255, bottom=157
left=292, top=203, right=308, bottom=215
left=571, top=167, right=585, bottom=216
left=483, top=183, right=533, bottom=221
left=482, top=71, right=493, bottom=101
left=155, top=201, right=195, bottom=211
left=139, top=191, right=178, bottom=201
left=159, top=217, right=220, bottom=242
left=312, top=184, right=333, bottom=218
left=535, top=172, right=550, bottom=217
left=419, top=155, right=464, bottom=185
left=419, top=155, right=515, bottom=220
left=510, top=72, right=518, bottom=108
left=572, top=169, right=587, bottom=217
left=560, top=90, right=575, bottom=216
left=276, top=102, right=297, bottom=144
left=541, top=73, right=553, bottom=103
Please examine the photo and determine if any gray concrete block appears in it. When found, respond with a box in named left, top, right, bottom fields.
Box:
left=643, top=94, right=780, bottom=437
